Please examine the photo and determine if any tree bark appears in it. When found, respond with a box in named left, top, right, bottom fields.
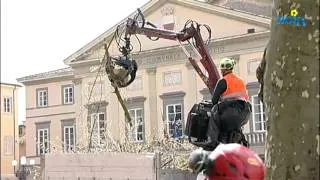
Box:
left=264, top=0, right=319, bottom=179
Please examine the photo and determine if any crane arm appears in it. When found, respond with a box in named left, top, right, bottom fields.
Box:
left=123, top=9, right=220, bottom=93
left=104, top=9, right=221, bottom=125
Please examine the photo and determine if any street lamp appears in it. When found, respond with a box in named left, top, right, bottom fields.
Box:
left=12, top=156, right=34, bottom=180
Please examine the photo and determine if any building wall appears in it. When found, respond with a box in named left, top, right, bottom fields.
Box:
left=0, top=83, right=20, bottom=177
left=24, top=79, right=75, bottom=160
left=82, top=1, right=268, bottom=61
left=43, top=153, right=159, bottom=180
left=21, top=37, right=268, bottom=159
left=20, top=1, right=270, bottom=159
left=72, top=31, right=268, bottom=149
left=137, top=2, right=268, bottom=52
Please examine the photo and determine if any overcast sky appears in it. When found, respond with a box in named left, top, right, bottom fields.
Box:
left=1, top=0, right=149, bottom=124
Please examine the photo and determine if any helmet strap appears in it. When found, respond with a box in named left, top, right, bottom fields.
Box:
left=222, top=69, right=232, bottom=76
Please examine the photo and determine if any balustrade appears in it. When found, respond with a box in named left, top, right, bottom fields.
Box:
left=244, top=132, right=266, bottom=145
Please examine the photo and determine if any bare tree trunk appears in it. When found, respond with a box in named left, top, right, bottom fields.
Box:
left=264, top=0, right=319, bottom=180
left=264, top=0, right=319, bottom=179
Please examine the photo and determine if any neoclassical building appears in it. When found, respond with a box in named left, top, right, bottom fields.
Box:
left=17, top=0, right=270, bottom=164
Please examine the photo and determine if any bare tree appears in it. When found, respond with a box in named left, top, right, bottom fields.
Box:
left=263, top=0, right=319, bottom=179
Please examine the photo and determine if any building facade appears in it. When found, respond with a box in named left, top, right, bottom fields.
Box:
left=17, top=69, right=75, bottom=165
left=0, top=82, right=21, bottom=178
left=17, top=0, right=270, bottom=164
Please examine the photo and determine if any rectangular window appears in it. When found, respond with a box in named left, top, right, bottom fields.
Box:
left=37, top=89, right=48, bottom=107
left=3, top=97, right=12, bottom=113
left=128, top=108, right=144, bottom=142
left=4, top=136, right=13, bottom=155
left=90, top=113, right=106, bottom=145
left=163, top=71, right=182, bottom=86
left=166, top=104, right=183, bottom=138
left=63, top=126, right=75, bottom=152
left=251, top=95, right=266, bottom=132
left=63, top=86, right=74, bottom=104
left=37, top=128, right=49, bottom=155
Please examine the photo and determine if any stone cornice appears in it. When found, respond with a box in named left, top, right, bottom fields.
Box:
left=85, top=101, right=109, bottom=109
left=169, top=31, right=265, bottom=52
left=19, top=76, right=75, bottom=86
left=20, top=31, right=269, bottom=84
left=211, top=31, right=270, bottom=46
left=27, top=112, right=75, bottom=119
left=17, top=67, right=74, bottom=84
left=131, top=31, right=269, bottom=68
left=0, top=82, right=22, bottom=87
left=35, top=121, right=51, bottom=125
left=124, top=96, right=147, bottom=103
left=170, top=0, right=271, bottom=28
left=159, top=91, right=186, bottom=99
left=135, top=31, right=269, bottom=57
left=69, top=58, right=101, bottom=68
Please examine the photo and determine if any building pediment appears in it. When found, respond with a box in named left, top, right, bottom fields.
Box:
left=71, top=30, right=269, bottom=77
left=63, top=0, right=271, bottom=67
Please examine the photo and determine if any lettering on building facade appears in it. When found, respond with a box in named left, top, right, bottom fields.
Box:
left=135, top=52, right=183, bottom=67
left=211, top=46, right=225, bottom=54
left=134, top=46, right=225, bottom=68
left=87, top=45, right=226, bottom=72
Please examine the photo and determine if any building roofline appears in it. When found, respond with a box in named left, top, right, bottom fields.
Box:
left=73, top=30, right=270, bottom=65
left=172, top=0, right=271, bottom=24
left=207, top=0, right=272, bottom=18
left=0, top=82, right=23, bottom=87
left=63, top=0, right=271, bottom=66
left=16, top=67, right=74, bottom=84
left=133, top=30, right=270, bottom=55
left=17, top=30, right=269, bottom=84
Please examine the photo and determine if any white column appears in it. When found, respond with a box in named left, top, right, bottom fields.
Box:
left=146, top=68, right=158, bottom=141
left=73, top=78, right=88, bottom=148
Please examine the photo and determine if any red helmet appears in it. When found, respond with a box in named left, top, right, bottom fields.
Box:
left=206, top=143, right=266, bottom=180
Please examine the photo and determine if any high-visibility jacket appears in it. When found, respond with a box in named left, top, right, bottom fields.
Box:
left=221, top=73, right=249, bottom=101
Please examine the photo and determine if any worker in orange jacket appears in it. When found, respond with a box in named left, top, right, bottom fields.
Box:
left=206, top=58, right=251, bottom=151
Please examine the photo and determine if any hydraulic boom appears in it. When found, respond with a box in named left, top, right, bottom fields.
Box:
left=104, top=9, right=220, bottom=125
left=123, top=9, right=220, bottom=92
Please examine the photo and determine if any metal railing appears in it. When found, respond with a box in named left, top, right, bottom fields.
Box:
left=244, top=132, right=266, bottom=145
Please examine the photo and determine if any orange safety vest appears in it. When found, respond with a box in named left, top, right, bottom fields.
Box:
left=221, top=73, right=249, bottom=101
